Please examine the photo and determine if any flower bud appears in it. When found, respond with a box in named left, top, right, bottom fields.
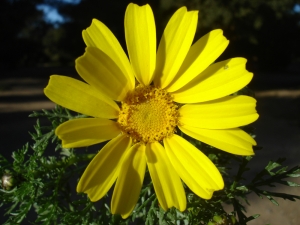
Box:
left=213, top=215, right=224, bottom=223
left=208, top=221, right=217, bottom=225
left=229, top=215, right=237, bottom=224
left=1, top=173, right=15, bottom=190
left=209, top=214, right=238, bottom=225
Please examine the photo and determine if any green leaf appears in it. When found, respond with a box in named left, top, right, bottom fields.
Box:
left=245, top=214, right=260, bottom=222
left=278, top=180, right=300, bottom=187
left=265, top=195, right=279, bottom=206
left=236, top=186, right=249, bottom=192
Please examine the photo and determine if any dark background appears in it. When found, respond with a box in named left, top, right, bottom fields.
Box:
left=1, top=0, right=300, bottom=77
left=1, top=0, right=300, bottom=224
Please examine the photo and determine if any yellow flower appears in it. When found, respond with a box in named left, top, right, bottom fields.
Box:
left=44, top=3, right=258, bottom=219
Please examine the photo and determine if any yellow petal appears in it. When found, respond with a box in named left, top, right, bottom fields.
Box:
left=111, top=144, right=146, bottom=219
left=76, top=47, right=133, bottom=101
left=164, top=134, right=224, bottom=199
left=56, top=118, right=121, bottom=148
left=77, top=135, right=132, bottom=202
left=179, top=125, right=256, bottom=155
left=179, top=95, right=259, bottom=129
left=44, top=75, right=119, bottom=118
left=125, top=3, right=156, bottom=86
left=145, top=142, right=186, bottom=211
left=172, top=58, right=253, bottom=103
left=82, top=19, right=134, bottom=89
left=154, top=7, right=198, bottom=89
left=167, top=29, right=229, bottom=92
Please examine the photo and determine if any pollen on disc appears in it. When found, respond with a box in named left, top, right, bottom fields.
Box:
left=117, top=85, right=179, bottom=144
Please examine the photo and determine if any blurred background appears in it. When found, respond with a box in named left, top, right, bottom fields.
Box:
left=1, top=0, right=300, bottom=76
left=1, top=0, right=300, bottom=224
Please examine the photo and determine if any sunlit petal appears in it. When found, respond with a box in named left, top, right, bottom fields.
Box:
left=179, top=125, right=255, bottom=155
left=154, top=7, right=198, bottom=89
left=82, top=19, right=135, bottom=89
left=111, top=144, right=146, bottom=218
left=167, top=29, right=229, bottom=92
left=56, top=118, right=121, bottom=148
left=76, top=135, right=132, bottom=201
left=125, top=3, right=156, bottom=85
left=145, top=142, right=186, bottom=211
left=179, top=95, right=259, bottom=129
left=44, top=75, right=119, bottom=118
left=172, top=58, right=253, bottom=103
left=164, top=135, right=223, bottom=199
left=76, top=47, right=134, bottom=101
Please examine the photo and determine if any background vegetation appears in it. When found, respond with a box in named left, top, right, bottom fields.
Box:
left=1, top=0, right=300, bottom=75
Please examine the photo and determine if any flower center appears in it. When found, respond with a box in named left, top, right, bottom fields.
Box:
left=117, top=85, right=179, bottom=144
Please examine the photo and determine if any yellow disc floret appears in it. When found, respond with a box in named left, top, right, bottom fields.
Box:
left=118, top=85, right=179, bottom=144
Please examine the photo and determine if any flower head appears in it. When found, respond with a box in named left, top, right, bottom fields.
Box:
left=44, top=3, right=258, bottom=219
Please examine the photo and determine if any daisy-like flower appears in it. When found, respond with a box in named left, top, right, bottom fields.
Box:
left=44, top=3, right=258, bottom=219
